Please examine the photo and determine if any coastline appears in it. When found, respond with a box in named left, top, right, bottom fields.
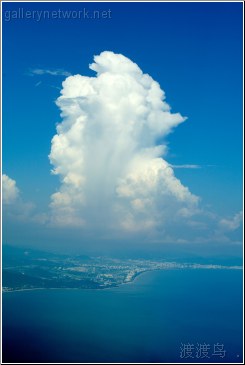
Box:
left=2, top=266, right=242, bottom=294
left=2, top=269, right=149, bottom=294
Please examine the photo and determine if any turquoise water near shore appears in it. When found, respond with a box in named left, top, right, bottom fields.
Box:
left=2, top=269, right=243, bottom=363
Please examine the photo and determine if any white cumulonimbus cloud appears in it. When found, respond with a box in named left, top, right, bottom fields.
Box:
left=49, top=51, right=200, bottom=232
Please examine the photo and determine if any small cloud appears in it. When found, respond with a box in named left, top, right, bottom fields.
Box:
left=219, top=211, right=243, bottom=232
left=2, top=174, right=19, bottom=204
left=50, top=85, right=62, bottom=91
left=2, top=174, right=47, bottom=224
left=170, top=164, right=201, bottom=169
left=35, top=81, right=42, bottom=87
left=29, top=68, right=71, bottom=77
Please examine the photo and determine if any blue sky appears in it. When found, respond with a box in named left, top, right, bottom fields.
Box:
left=2, top=1, right=243, bottom=256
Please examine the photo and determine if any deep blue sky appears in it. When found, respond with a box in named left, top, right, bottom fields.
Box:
left=2, top=1, right=243, bottom=253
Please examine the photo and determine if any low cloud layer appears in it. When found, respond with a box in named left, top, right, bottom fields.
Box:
left=49, top=51, right=199, bottom=234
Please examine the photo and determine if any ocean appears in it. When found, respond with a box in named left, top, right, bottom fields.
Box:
left=2, top=269, right=243, bottom=363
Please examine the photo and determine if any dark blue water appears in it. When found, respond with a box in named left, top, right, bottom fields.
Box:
left=2, top=269, right=243, bottom=363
